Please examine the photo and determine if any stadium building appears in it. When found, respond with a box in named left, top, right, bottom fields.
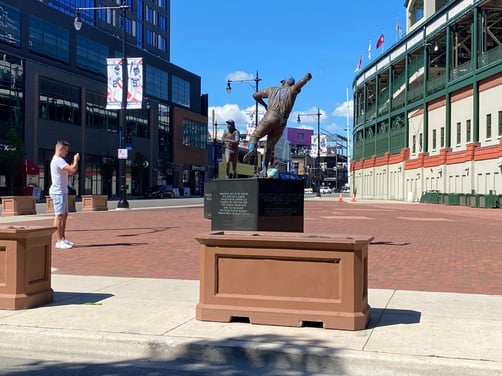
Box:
left=351, top=0, right=502, bottom=204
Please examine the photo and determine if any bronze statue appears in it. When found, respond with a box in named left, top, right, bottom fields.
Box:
left=222, top=119, right=240, bottom=178
left=243, top=73, right=312, bottom=173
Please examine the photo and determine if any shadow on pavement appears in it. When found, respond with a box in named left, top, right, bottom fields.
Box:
left=2, top=334, right=347, bottom=375
left=50, top=292, right=114, bottom=307
left=74, top=242, right=149, bottom=248
left=368, top=308, right=422, bottom=328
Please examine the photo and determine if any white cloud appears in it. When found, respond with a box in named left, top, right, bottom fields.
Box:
left=226, top=70, right=255, bottom=81
left=332, top=99, right=353, bottom=119
left=208, top=104, right=260, bottom=134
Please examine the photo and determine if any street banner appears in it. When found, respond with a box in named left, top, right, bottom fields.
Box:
left=106, top=57, right=143, bottom=110
left=310, top=135, right=328, bottom=157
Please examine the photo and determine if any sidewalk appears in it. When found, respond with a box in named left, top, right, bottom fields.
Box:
left=0, top=198, right=501, bottom=374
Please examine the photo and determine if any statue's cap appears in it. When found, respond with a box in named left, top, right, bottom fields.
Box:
left=280, top=76, right=295, bottom=86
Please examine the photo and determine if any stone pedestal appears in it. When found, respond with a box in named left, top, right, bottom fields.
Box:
left=195, top=231, right=373, bottom=330
left=204, top=179, right=304, bottom=232
left=82, top=195, right=108, bottom=212
left=0, top=226, right=55, bottom=309
left=1, top=196, right=36, bottom=216
left=45, top=195, right=76, bottom=214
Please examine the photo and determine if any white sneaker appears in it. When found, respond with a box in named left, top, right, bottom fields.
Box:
left=63, top=238, right=74, bottom=246
left=55, top=240, right=72, bottom=249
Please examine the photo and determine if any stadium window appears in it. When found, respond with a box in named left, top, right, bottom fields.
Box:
left=456, top=122, right=461, bottom=145
left=486, top=113, right=492, bottom=139
left=498, top=112, right=502, bottom=137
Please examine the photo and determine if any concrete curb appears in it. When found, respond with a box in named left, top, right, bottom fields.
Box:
left=0, top=326, right=499, bottom=375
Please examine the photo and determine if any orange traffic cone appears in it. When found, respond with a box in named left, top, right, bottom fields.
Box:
left=338, top=193, right=344, bottom=202
left=351, top=193, right=356, bottom=202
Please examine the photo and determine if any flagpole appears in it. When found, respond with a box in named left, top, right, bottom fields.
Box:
left=346, top=86, right=351, bottom=187
left=396, top=16, right=399, bottom=42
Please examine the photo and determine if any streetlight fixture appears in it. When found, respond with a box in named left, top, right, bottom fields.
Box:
left=74, top=1, right=129, bottom=209
left=226, top=70, right=261, bottom=172
left=297, top=108, right=322, bottom=197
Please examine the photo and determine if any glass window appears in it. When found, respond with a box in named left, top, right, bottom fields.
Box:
left=0, top=1, right=21, bottom=47
left=440, top=127, right=445, bottom=148
left=432, top=129, right=437, bottom=149
left=39, top=77, right=80, bottom=124
left=158, top=15, right=167, bottom=30
left=466, top=119, right=471, bottom=142
left=145, top=64, right=168, bottom=100
left=126, top=111, right=149, bottom=139
left=456, top=122, right=461, bottom=144
left=29, top=16, right=70, bottom=63
left=0, top=54, right=23, bottom=131
left=86, top=91, right=117, bottom=132
left=411, top=0, right=424, bottom=25
left=158, top=104, right=170, bottom=153
left=486, top=113, right=492, bottom=139
left=158, top=35, right=166, bottom=51
left=498, top=112, right=502, bottom=137
left=183, top=120, right=207, bottom=150
left=76, top=35, right=109, bottom=75
left=146, top=6, right=154, bottom=23
left=172, top=76, right=190, bottom=107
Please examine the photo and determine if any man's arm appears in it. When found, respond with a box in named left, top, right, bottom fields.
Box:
left=63, top=153, right=80, bottom=175
left=293, top=73, right=312, bottom=93
left=253, top=90, right=268, bottom=111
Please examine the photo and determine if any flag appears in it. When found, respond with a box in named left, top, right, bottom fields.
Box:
left=368, top=40, right=372, bottom=61
left=354, top=53, right=362, bottom=72
left=396, top=17, right=403, bottom=41
left=376, top=33, right=384, bottom=49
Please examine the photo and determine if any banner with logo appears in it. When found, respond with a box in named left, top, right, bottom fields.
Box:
left=106, top=57, right=143, bottom=110
left=310, top=135, right=327, bottom=157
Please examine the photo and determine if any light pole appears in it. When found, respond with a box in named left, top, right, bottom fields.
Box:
left=74, top=1, right=129, bottom=209
left=226, top=70, right=261, bottom=173
left=297, top=108, right=322, bottom=197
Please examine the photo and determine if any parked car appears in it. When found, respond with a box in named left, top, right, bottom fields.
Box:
left=320, top=186, right=332, bottom=194
left=144, top=185, right=173, bottom=199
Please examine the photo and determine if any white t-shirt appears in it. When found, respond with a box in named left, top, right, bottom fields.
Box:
left=49, top=155, right=69, bottom=195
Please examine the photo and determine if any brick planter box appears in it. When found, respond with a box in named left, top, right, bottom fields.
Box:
left=82, top=195, right=108, bottom=212
left=195, top=231, right=373, bottom=330
left=45, top=195, right=76, bottom=214
left=1, top=196, right=37, bottom=216
left=0, top=225, right=55, bottom=309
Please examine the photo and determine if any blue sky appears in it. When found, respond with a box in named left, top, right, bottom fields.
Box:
left=170, top=1, right=407, bottom=139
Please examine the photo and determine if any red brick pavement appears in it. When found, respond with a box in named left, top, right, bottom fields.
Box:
left=6, top=200, right=502, bottom=295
